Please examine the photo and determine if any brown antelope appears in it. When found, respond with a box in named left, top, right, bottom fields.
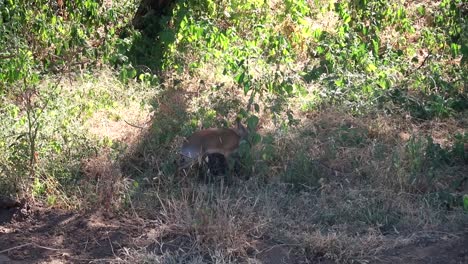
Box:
left=178, top=120, right=248, bottom=174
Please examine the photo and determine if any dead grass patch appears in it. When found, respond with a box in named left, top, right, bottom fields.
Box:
left=107, top=86, right=467, bottom=262
left=80, top=150, right=128, bottom=211
left=55, top=67, right=466, bottom=263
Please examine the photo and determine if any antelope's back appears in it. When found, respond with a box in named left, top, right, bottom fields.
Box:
left=181, top=128, right=241, bottom=159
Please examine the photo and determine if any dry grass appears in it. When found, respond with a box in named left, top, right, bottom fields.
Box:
left=30, top=27, right=465, bottom=262
left=33, top=68, right=156, bottom=210
left=80, top=69, right=153, bottom=145
left=112, top=92, right=466, bottom=262
left=46, top=61, right=464, bottom=263
left=80, top=150, right=126, bottom=211
left=1, top=0, right=466, bottom=262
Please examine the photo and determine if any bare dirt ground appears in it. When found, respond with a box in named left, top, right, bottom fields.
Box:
left=1, top=203, right=467, bottom=264
left=0, top=205, right=147, bottom=263
left=378, top=233, right=468, bottom=264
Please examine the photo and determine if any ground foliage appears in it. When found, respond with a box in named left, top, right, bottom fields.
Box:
left=0, top=0, right=467, bottom=263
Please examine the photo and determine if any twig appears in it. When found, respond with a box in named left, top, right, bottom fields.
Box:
left=125, top=188, right=140, bottom=220
left=256, top=243, right=301, bottom=255
left=0, top=54, right=16, bottom=60
left=400, top=52, right=431, bottom=80
left=107, top=234, right=115, bottom=256
left=32, top=243, right=63, bottom=251
left=312, top=160, right=354, bottom=176
left=123, top=119, right=147, bottom=130
left=76, top=257, right=119, bottom=263
left=0, top=243, right=33, bottom=254
left=0, top=242, right=63, bottom=254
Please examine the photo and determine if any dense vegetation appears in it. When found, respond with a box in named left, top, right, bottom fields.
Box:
left=0, top=0, right=466, bottom=262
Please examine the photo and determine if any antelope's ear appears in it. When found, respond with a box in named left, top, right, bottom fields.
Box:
left=236, top=118, right=248, bottom=138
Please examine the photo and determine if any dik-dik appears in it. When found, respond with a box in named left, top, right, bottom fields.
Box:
left=178, top=120, right=248, bottom=177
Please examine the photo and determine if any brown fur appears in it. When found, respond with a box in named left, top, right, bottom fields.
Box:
left=178, top=121, right=248, bottom=171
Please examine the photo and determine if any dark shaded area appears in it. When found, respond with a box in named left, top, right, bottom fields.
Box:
left=118, top=0, right=196, bottom=186
left=200, top=153, right=229, bottom=182
left=0, top=197, right=29, bottom=225
left=120, top=87, right=190, bottom=182
left=2, top=206, right=465, bottom=264
left=117, top=0, right=251, bottom=187
left=0, top=208, right=17, bottom=225
left=132, top=0, right=175, bottom=30
left=0, top=207, right=149, bottom=263
left=0, top=196, right=20, bottom=210
left=382, top=87, right=468, bottom=120
left=377, top=233, right=468, bottom=264
left=118, top=0, right=185, bottom=73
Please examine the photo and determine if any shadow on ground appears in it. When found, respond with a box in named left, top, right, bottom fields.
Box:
left=0, top=204, right=467, bottom=263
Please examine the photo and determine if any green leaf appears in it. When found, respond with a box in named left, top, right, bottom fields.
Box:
left=343, top=14, right=351, bottom=24
left=247, top=115, right=259, bottom=130
left=366, top=63, right=377, bottom=72
left=464, top=195, right=468, bottom=212
left=451, top=43, right=460, bottom=57
left=284, top=84, right=293, bottom=94
left=235, top=72, right=245, bottom=85
left=129, top=68, right=137, bottom=79
left=313, top=28, right=322, bottom=40
left=417, top=5, right=425, bottom=16
left=243, top=82, right=250, bottom=94
left=372, top=39, right=379, bottom=56
left=262, top=134, right=274, bottom=144
left=254, top=103, right=260, bottom=112
left=251, top=132, right=261, bottom=145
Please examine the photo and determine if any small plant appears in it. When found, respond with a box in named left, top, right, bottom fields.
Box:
left=398, top=134, right=466, bottom=198
left=463, top=195, right=468, bottom=212
left=282, top=150, right=322, bottom=190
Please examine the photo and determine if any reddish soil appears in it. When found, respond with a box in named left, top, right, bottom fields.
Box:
left=0, top=204, right=467, bottom=263
left=0, top=204, right=153, bottom=263
left=377, top=232, right=468, bottom=264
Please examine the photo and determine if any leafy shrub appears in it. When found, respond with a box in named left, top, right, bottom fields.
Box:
left=282, top=150, right=322, bottom=190
left=398, top=134, right=467, bottom=198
